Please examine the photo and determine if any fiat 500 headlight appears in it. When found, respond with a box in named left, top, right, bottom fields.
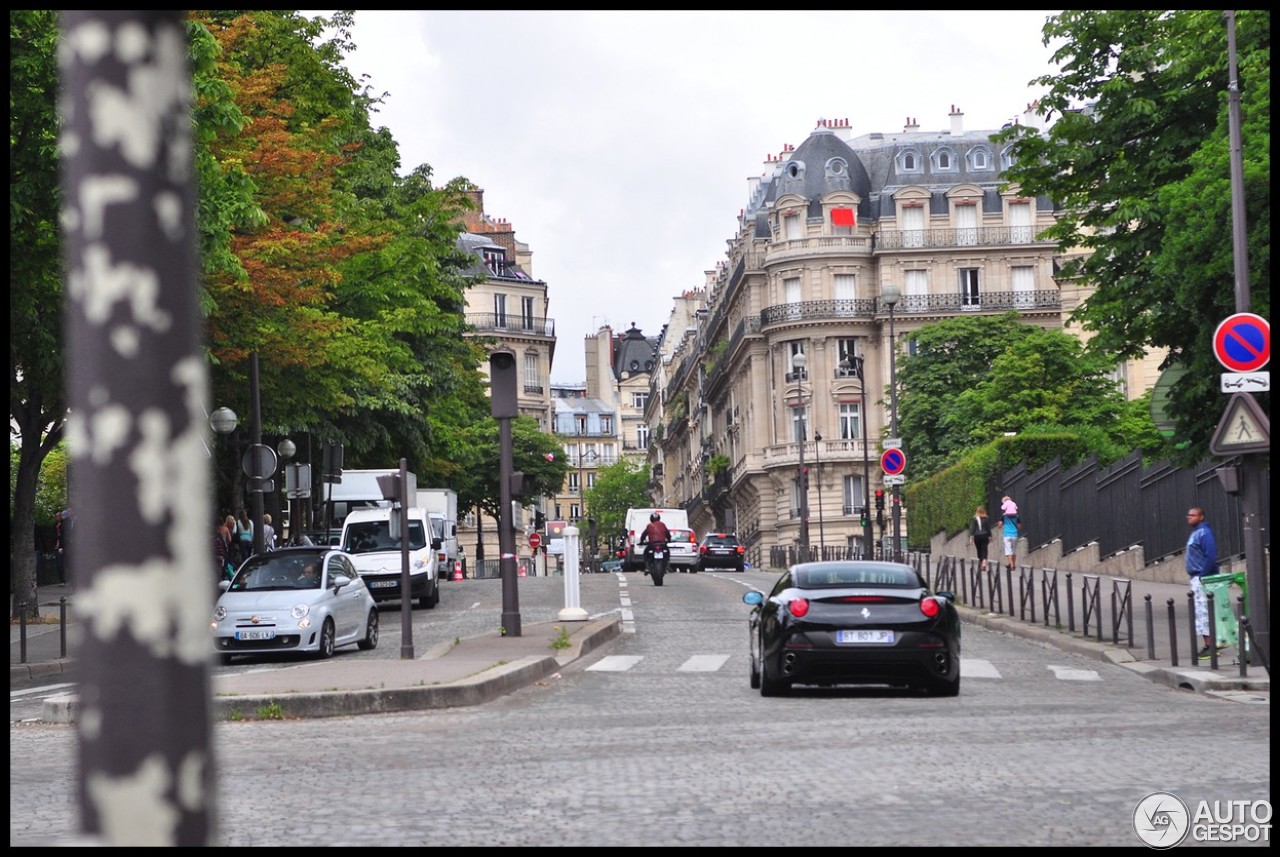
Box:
left=290, top=604, right=310, bottom=621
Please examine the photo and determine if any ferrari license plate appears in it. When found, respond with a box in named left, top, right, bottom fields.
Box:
left=836, top=629, right=895, bottom=645
left=235, top=629, right=275, bottom=641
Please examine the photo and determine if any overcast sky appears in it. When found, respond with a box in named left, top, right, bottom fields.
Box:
left=324, top=10, right=1063, bottom=383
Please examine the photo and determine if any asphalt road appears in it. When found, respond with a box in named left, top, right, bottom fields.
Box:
left=10, top=570, right=1272, bottom=847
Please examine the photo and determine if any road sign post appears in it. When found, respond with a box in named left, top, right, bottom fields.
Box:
left=880, top=448, right=906, bottom=477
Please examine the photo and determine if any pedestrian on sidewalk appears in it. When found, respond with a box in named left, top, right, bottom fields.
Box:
left=262, top=513, right=277, bottom=551
left=1184, top=506, right=1220, bottom=660
left=968, top=504, right=992, bottom=572
left=236, top=509, right=254, bottom=563
left=1000, top=496, right=1021, bottom=572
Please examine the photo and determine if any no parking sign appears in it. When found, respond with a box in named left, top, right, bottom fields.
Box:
left=1213, top=313, right=1270, bottom=372
left=880, top=448, right=906, bottom=476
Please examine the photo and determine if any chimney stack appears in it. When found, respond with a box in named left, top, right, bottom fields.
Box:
left=949, top=105, right=963, bottom=136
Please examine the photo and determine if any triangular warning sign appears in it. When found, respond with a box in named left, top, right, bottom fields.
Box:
left=1209, top=393, right=1270, bottom=456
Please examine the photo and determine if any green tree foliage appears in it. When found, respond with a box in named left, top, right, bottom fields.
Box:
left=897, top=314, right=1161, bottom=478
left=993, top=10, right=1270, bottom=460
left=583, top=459, right=652, bottom=545
left=453, top=416, right=570, bottom=523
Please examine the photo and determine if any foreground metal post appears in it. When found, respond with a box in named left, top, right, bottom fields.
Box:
left=490, top=350, right=522, bottom=636
left=60, top=11, right=213, bottom=843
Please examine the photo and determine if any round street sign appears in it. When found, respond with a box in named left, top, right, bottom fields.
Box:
left=528, top=532, right=542, bottom=549
left=881, top=448, right=906, bottom=476
left=1213, top=313, right=1270, bottom=372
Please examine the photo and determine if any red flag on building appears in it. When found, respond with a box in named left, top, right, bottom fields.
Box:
left=831, top=207, right=856, bottom=227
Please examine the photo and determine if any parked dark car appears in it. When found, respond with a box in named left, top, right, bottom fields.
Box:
left=743, top=560, right=960, bottom=697
left=697, top=532, right=745, bottom=571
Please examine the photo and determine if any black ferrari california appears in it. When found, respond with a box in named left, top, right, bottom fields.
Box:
left=743, top=560, right=961, bottom=697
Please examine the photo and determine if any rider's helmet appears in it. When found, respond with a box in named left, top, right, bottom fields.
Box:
left=650, top=513, right=660, bottom=522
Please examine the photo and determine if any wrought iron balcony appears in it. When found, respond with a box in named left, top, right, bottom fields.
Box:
left=875, top=225, right=1051, bottom=249
left=466, top=313, right=555, bottom=337
left=874, top=290, right=1061, bottom=314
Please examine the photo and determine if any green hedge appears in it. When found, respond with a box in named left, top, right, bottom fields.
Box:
left=903, top=432, right=1091, bottom=549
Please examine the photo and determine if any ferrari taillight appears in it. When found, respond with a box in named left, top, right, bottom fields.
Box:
left=919, top=597, right=940, bottom=618
left=736, top=546, right=745, bottom=555
left=787, top=598, right=810, bottom=618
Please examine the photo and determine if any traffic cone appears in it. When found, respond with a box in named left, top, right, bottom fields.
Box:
left=451, top=560, right=463, bottom=582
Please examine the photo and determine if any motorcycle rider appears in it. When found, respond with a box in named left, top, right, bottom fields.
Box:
left=638, top=512, right=671, bottom=575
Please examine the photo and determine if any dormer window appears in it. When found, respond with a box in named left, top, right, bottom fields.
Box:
left=968, top=147, right=991, bottom=170
left=932, top=148, right=957, bottom=171
left=825, top=157, right=847, bottom=177
left=899, top=150, right=922, bottom=173
left=785, top=161, right=806, bottom=180
left=1001, top=145, right=1017, bottom=170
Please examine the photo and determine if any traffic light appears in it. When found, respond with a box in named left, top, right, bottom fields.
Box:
left=860, top=508, right=869, bottom=528
left=534, top=510, right=546, bottom=531
left=874, top=489, right=885, bottom=511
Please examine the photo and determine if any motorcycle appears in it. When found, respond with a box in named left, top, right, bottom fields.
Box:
left=644, top=542, right=668, bottom=586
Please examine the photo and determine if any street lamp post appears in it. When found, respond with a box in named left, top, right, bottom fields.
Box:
left=882, top=283, right=903, bottom=562
left=210, top=407, right=239, bottom=518
left=277, top=438, right=296, bottom=545
left=791, top=351, right=810, bottom=559
left=813, top=432, right=825, bottom=555
left=841, top=356, right=875, bottom=557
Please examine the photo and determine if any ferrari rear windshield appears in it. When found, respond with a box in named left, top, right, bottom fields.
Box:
left=795, top=564, right=920, bottom=588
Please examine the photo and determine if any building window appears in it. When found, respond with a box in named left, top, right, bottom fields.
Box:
left=933, top=148, right=957, bottom=171
left=521, top=296, right=535, bottom=330
left=843, top=474, right=866, bottom=515
left=632, top=392, right=649, bottom=410
left=523, top=353, right=538, bottom=389
left=959, top=268, right=980, bottom=308
left=791, top=405, right=808, bottom=443
left=575, top=415, right=588, bottom=435
left=570, top=504, right=581, bottom=521
left=600, top=415, right=613, bottom=435
left=835, top=338, right=860, bottom=376
left=834, top=273, right=856, bottom=314
left=955, top=201, right=978, bottom=245
left=786, top=340, right=807, bottom=382
left=783, top=212, right=803, bottom=241
left=1013, top=265, right=1036, bottom=307
left=1001, top=145, right=1016, bottom=170
left=568, top=472, right=580, bottom=494
left=636, top=423, right=649, bottom=448
left=901, top=204, right=925, bottom=247
left=1009, top=200, right=1033, bottom=243
left=838, top=403, right=862, bottom=440
left=784, top=276, right=802, bottom=316
left=493, top=293, right=507, bottom=327
left=905, top=269, right=928, bottom=297
left=969, top=147, right=990, bottom=170
left=900, top=151, right=921, bottom=172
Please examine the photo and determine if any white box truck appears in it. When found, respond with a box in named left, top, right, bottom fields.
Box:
left=622, top=507, right=690, bottom=571
left=321, top=468, right=418, bottom=536
left=416, top=488, right=460, bottom=579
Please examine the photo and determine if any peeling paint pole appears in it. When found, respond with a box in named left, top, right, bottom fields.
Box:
left=59, top=11, right=215, bottom=845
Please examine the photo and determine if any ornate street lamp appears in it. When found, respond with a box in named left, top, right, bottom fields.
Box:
left=791, top=351, right=810, bottom=559
left=882, top=283, right=903, bottom=562
left=277, top=438, right=296, bottom=545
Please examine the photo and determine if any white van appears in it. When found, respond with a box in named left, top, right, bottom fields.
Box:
left=622, top=507, right=690, bottom=571
left=340, top=507, right=440, bottom=608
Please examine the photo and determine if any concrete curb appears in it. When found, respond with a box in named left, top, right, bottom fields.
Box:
left=41, top=617, right=623, bottom=725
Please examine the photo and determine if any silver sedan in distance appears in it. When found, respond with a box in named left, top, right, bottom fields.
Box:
left=211, top=546, right=379, bottom=664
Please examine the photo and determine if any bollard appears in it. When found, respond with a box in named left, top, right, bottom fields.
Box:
left=1187, top=591, right=1198, bottom=666
left=1237, top=597, right=1248, bottom=678
left=60, top=595, right=68, bottom=658
left=19, top=601, right=28, bottom=664
left=1144, top=594, right=1155, bottom=660
left=1066, top=572, right=1075, bottom=633
left=1206, top=591, right=1219, bottom=670
left=1167, top=598, right=1179, bottom=667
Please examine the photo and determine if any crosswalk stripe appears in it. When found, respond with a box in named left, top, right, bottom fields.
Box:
left=1048, top=665, right=1101, bottom=681
left=960, top=658, right=1002, bottom=679
left=678, top=655, right=730, bottom=672
left=586, top=655, right=644, bottom=672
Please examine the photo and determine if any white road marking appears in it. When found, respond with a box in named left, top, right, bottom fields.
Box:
left=960, top=658, right=1002, bottom=678
left=587, top=655, right=644, bottom=671
left=679, top=654, right=730, bottom=672
left=10, top=682, right=77, bottom=699
left=1048, top=665, right=1101, bottom=681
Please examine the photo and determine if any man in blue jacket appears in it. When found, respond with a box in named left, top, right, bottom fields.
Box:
left=1185, top=506, right=1220, bottom=659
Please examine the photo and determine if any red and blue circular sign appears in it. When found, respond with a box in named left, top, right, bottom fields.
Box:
left=880, top=448, right=906, bottom=476
left=1213, top=313, right=1270, bottom=372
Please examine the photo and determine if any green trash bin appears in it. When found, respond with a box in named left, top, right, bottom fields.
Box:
left=1201, top=572, right=1247, bottom=650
